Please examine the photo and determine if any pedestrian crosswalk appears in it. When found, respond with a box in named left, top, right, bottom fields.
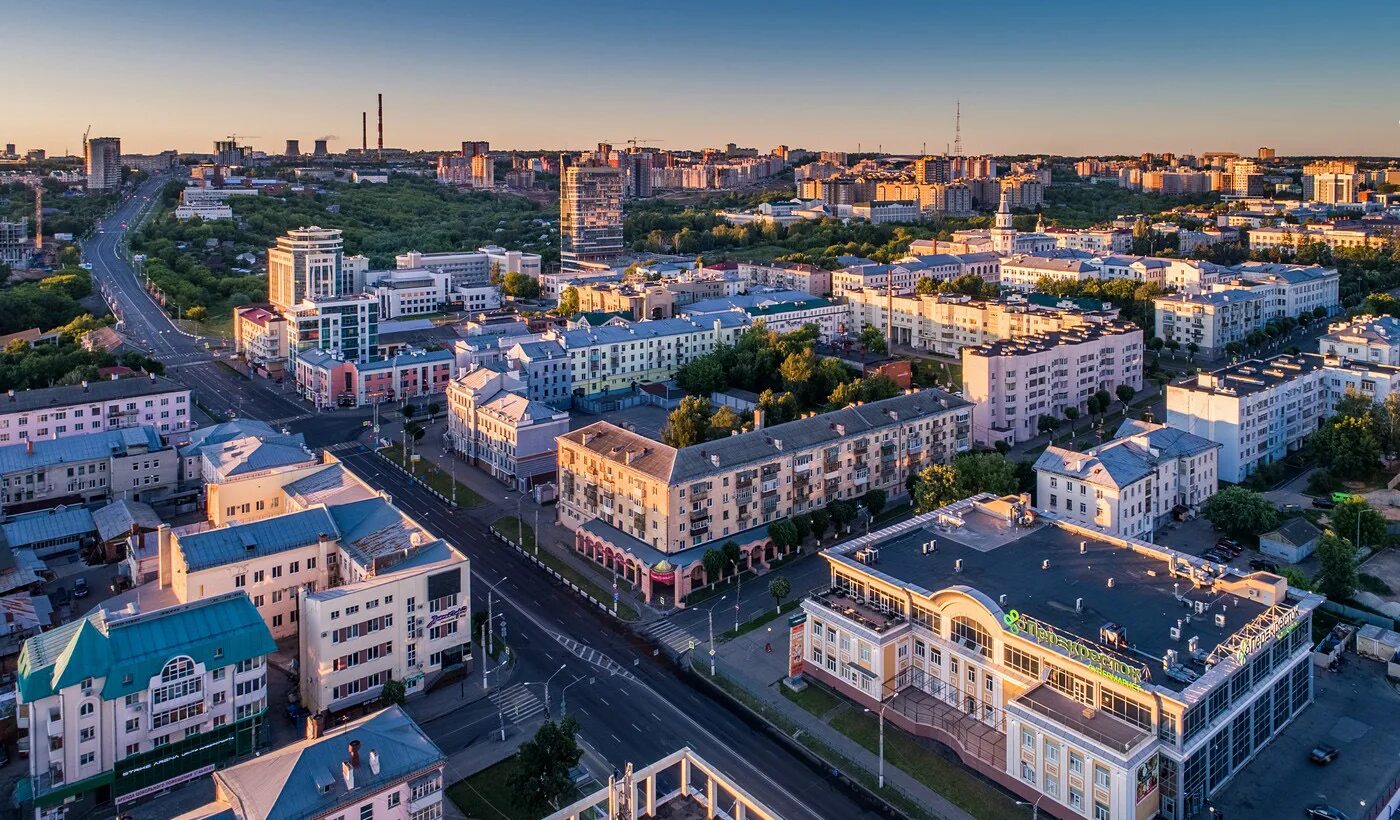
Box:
left=325, top=441, right=363, bottom=454
left=489, top=683, right=546, bottom=724
left=644, top=619, right=705, bottom=655
left=553, top=635, right=639, bottom=683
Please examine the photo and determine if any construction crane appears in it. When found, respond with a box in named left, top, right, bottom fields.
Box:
left=623, top=138, right=663, bottom=150
left=225, top=134, right=260, bottom=145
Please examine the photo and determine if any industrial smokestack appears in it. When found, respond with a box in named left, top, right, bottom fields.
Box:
left=362, top=112, right=367, bottom=152
left=314, top=139, right=328, bottom=157
left=285, top=139, right=300, bottom=157
left=377, top=93, right=383, bottom=159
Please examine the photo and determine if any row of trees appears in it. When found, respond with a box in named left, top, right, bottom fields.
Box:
left=908, top=452, right=1022, bottom=513
left=1308, top=392, right=1400, bottom=484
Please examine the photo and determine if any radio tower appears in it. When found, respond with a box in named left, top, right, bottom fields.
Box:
left=952, top=99, right=963, bottom=157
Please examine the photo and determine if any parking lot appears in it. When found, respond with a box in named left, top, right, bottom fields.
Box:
left=1210, top=657, right=1400, bottom=820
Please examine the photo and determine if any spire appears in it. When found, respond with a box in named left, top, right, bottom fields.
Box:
left=1035, top=213, right=1045, bottom=233
left=995, top=188, right=1013, bottom=230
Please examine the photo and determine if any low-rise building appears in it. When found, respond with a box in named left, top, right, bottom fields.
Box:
left=295, top=348, right=455, bottom=409
left=1319, top=314, right=1400, bottom=365
left=202, top=705, right=446, bottom=820
left=573, top=282, right=676, bottom=321
left=17, top=592, right=275, bottom=818
left=797, top=493, right=1322, bottom=820
left=454, top=284, right=502, bottom=313
left=447, top=366, right=571, bottom=490
left=394, top=246, right=542, bottom=289
left=553, top=315, right=749, bottom=398
left=678, top=291, right=849, bottom=343
left=556, top=390, right=971, bottom=604
left=999, top=255, right=1102, bottom=290
left=832, top=263, right=921, bottom=295
left=1034, top=420, right=1220, bottom=540
left=0, top=376, right=191, bottom=445
left=1045, top=227, right=1132, bottom=255
left=963, top=322, right=1144, bottom=446
left=1153, top=290, right=1268, bottom=355
left=1249, top=223, right=1388, bottom=254
left=202, top=433, right=320, bottom=527
left=851, top=200, right=919, bottom=224
left=231, top=306, right=288, bottom=368
left=366, top=269, right=451, bottom=318
left=0, top=427, right=173, bottom=514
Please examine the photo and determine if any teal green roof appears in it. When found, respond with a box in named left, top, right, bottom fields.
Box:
left=571, top=310, right=629, bottom=325
left=747, top=298, right=831, bottom=317
left=18, top=592, right=274, bottom=703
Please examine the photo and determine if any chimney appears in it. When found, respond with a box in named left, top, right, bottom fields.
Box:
left=753, top=407, right=765, bottom=430
left=157, top=524, right=174, bottom=589
left=342, top=761, right=355, bottom=791
left=305, top=714, right=321, bottom=740
left=348, top=739, right=362, bottom=768
left=110, top=373, right=118, bottom=381
left=369, top=750, right=380, bottom=775
left=377, top=93, right=383, bottom=159
left=362, top=111, right=367, bottom=152
left=81, top=380, right=88, bottom=392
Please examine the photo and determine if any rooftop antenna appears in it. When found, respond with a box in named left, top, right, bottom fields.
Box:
left=953, top=99, right=963, bottom=157
left=922, top=141, right=927, bottom=156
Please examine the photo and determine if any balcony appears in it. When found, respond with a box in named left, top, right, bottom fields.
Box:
left=761, top=478, right=779, bottom=493
left=854, top=469, right=870, bottom=484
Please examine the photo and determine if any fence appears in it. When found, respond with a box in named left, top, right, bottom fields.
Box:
left=1321, top=600, right=1397, bottom=630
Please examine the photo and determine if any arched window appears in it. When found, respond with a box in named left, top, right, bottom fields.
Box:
left=951, top=616, right=992, bottom=659
left=79, top=702, right=94, bottom=717
left=160, top=656, right=196, bottom=683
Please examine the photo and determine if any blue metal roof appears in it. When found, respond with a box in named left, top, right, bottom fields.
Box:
left=2, top=506, right=96, bottom=547
left=177, top=507, right=337, bottom=571
left=0, top=427, right=164, bottom=474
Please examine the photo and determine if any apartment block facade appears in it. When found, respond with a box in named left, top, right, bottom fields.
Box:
left=446, top=367, right=571, bottom=490
left=1034, top=420, right=1220, bottom=541
left=560, top=162, right=624, bottom=267
left=555, top=391, right=971, bottom=603
left=268, top=227, right=349, bottom=313
left=846, top=290, right=1118, bottom=356
left=963, top=323, right=1144, bottom=446
left=1319, top=314, right=1400, bottom=365
left=1153, top=291, right=1268, bottom=354
left=0, top=427, right=174, bottom=514
left=552, top=315, right=749, bottom=397
left=0, top=377, right=191, bottom=445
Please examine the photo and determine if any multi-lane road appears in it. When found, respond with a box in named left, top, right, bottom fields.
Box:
left=83, top=181, right=883, bottom=820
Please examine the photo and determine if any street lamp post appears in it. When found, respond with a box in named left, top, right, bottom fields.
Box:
left=735, top=559, right=743, bottom=634
left=559, top=675, right=589, bottom=717
left=544, top=664, right=567, bottom=717
left=863, top=702, right=892, bottom=788
left=705, top=595, right=728, bottom=677
left=1015, top=795, right=1045, bottom=819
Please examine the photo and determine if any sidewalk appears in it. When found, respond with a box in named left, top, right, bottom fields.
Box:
left=377, top=417, right=664, bottom=623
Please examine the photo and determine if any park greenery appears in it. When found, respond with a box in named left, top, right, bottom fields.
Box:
left=665, top=323, right=900, bottom=447
left=908, top=452, right=1022, bottom=513
left=1308, top=391, right=1399, bottom=481
left=0, top=179, right=120, bottom=239
left=1201, top=486, right=1279, bottom=542
left=130, top=176, right=553, bottom=329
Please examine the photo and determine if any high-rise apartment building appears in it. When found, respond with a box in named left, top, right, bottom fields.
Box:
left=1312, top=172, right=1355, bottom=205
left=623, top=150, right=654, bottom=198
left=560, top=157, right=624, bottom=269
left=267, top=227, right=348, bottom=312
left=85, top=137, right=121, bottom=191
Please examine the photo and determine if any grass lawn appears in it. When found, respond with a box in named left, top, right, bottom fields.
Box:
left=829, top=709, right=1023, bottom=820
left=779, top=680, right=845, bottom=717
left=446, top=756, right=533, bottom=820
left=379, top=444, right=485, bottom=507
left=909, top=357, right=963, bottom=390
left=720, top=599, right=800, bottom=641
left=491, top=516, right=640, bottom=621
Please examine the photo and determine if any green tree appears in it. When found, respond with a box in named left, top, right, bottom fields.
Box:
left=401, top=404, right=416, bottom=420
left=858, top=324, right=888, bottom=354
left=1315, top=532, right=1359, bottom=601
left=779, top=348, right=817, bottom=391
left=1202, top=486, right=1279, bottom=541
left=1115, top=384, right=1135, bottom=405
left=722, top=540, right=743, bottom=575
left=767, top=519, right=799, bottom=555
left=792, top=513, right=812, bottom=542
left=509, top=717, right=584, bottom=815
left=1037, top=415, right=1060, bottom=435
left=185, top=305, right=207, bottom=323
left=558, top=286, right=580, bottom=316
left=675, top=353, right=728, bottom=397
left=861, top=488, right=887, bottom=519
left=1330, top=499, right=1388, bottom=550
left=1311, top=415, right=1381, bottom=480
left=380, top=678, right=407, bottom=706
left=768, top=576, right=792, bottom=614
left=1093, top=389, right=1113, bottom=416
left=808, top=509, right=830, bottom=542
left=702, top=549, right=726, bottom=585
left=663, top=395, right=711, bottom=448
left=501, top=270, right=541, bottom=300
left=1063, top=406, right=1080, bottom=431
left=915, top=277, right=936, bottom=295
left=427, top=401, right=441, bottom=417
left=827, top=499, right=857, bottom=532
left=910, top=464, right=960, bottom=513
left=953, top=452, right=1019, bottom=498
left=708, top=404, right=744, bottom=439
left=1364, top=292, right=1400, bottom=317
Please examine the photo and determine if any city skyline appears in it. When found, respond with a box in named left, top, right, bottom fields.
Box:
left=9, top=0, right=1400, bottom=156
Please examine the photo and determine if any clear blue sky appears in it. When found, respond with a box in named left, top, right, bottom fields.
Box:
left=11, top=0, right=1400, bottom=156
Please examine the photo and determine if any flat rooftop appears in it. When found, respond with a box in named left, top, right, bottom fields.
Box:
left=827, top=498, right=1281, bottom=693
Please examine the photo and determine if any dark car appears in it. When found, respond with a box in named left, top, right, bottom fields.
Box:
left=1305, top=805, right=1349, bottom=820
left=1309, top=744, right=1339, bottom=765
left=72, top=578, right=90, bottom=599
left=1215, top=538, right=1243, bottom=557
left=1250, top=559, right=1281, bottom=573
left=1204, top=548, right=1232, bottom=563
left=1312, top=498, right=1336, bottom=509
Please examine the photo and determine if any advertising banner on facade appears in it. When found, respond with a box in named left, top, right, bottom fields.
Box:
left=788, top=613, right=806, bottom=678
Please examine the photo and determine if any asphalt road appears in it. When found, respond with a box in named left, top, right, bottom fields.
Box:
left=337, top=448, right=880, bottom=820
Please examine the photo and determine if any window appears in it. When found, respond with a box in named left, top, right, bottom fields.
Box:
left=80, top=752, right=95, bottom=766
left=1069, top=751, right=1084, bottom=775
left=1094, top=765, right=1110, bottom=789
left=387, top=792, right=401, bottom=808
left=1022, top=728, right=1035, bottom=749
left=125, top=718, right=139, bottom=732
left=1021, top=761, right=1036, bottom=784
left=79, top=701, right=94, bottom=717
left=1094, top=802, right=1110, bottom=820
left=1069, top=787, right=1084, bottom=810
left=360, top=803, right=374, bottom=820
left=1045, top=742, right=1059, bottom=763
left=80, top=727, right=95, bottom=742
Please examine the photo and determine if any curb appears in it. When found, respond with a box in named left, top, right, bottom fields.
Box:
left=488, top=528, right=630, bottom=622
left=373, top=449, right=460, bottom=508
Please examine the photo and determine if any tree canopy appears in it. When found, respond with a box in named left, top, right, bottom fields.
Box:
left=509, top=717, right=584, bottom=815
left=1201, top=486, right=1279, bottom=541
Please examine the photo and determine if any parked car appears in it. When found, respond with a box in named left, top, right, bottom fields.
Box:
left=1312, top=498, right=1335, bottom=509
left=72, top=578, right=90, bottom=599
left=1305, top=805, right=1349, bottom=820
left=1309, top=744, right=1339, bottom=765
left=1331, top=491, right=1359, bottom=504
left=1250, top=559, right=1281, bottom=573
left=51, top=586, right=69, bottom=606
left=1215, top=538, right=1242, bottom=557
left=1204, top=548, right=1232, bottom=563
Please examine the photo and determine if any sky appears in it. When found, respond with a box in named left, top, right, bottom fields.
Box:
left=9, top=0, right=1400, bottom=157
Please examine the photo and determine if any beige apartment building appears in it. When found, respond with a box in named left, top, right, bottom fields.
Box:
left=573, top=281, right=676, bottom=320
left=737, top=262, right=832, bottom=296
left=555, top=390, right=972, bottom=605
left=1249, top=224, right=1387, bottom=254
left=846, top=290, right=1119, bottom=356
